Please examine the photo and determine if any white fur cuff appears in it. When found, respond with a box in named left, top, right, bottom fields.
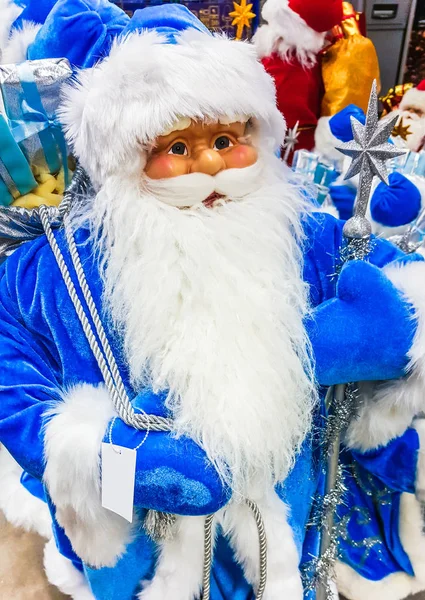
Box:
left=314, top=117, right=344, bottom=164
left=43, top=384, right=133, bottom=568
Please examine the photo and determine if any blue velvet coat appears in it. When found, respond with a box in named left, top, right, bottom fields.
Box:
left=0, top=211, right=422, bottom=599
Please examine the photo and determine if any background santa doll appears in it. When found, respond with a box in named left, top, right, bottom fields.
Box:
left=395, top=79, right=425, bottom=152
left=255, top=0, right=380, bottom=161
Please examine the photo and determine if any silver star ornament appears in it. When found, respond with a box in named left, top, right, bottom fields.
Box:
left=336, top=80, right=406, bottom=240
left=283, top=121, right=300, bottom=162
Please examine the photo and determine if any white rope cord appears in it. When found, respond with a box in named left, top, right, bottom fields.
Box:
left=246, top=499, right=268, bottom=599
left=39, top=205, right=172, bottom=432
left=63, top=217, right=172, bottom=432
left=202, top=514, right=215, bottom=600
left=202, top=499, right=267, bottom=600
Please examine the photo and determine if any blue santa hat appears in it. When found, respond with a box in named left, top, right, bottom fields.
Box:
left=26, top=0, right=129, bottom=68
left=59, top=3, right=284, bottom=188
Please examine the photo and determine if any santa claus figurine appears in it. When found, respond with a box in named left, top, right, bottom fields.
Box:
left=254, top=0, right=343, bottom=157
left=255, top=0, right=380, bottom=161
left=1, top=5, right=425, bottom=600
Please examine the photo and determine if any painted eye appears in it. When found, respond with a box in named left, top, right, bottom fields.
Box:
left=214, top=136, right=233, bottom=150
left=169, top=142, right=188, bottom=156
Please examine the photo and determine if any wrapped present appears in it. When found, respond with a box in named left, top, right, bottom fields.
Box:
left=292, top=149, right=340, bottom=206
left=0, top=115, right=37, bottom=206
left=0, top=58, right=72, bottom=203
left=387, top=150, right=425, bottom=178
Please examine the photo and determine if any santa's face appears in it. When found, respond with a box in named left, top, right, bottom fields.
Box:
left=143, top=120, right=259, bottom=208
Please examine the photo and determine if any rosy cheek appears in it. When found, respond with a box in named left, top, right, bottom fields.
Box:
left=224, top=145, right=258, bottom=169
left=144, top=155, right=189, bottom=179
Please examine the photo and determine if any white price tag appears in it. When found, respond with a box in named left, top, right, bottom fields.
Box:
left=101, top=443, right=136, bottom=523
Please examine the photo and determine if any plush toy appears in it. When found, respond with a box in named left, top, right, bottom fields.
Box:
left=254, top=0, right=379, bottom=161
left=254, top=0, right=343, bottom=158
left=1, top=6, right=425, bottom=600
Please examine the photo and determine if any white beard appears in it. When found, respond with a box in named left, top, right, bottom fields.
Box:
left=84, top=156, right=316, bottom=494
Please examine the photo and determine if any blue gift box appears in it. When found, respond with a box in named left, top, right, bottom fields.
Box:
left=292, top=149, right=340, bottom=206
left=0, top=58, right=72, bottom=206
left=112, top=0, right=260, bottom=39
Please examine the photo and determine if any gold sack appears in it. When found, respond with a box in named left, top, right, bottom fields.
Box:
left=321, top=2, right=381, bottom=116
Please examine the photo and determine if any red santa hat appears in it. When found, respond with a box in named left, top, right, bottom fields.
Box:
left=254, top=0, right=343, bottom=65
left=400, top=80, right=425, bottom=115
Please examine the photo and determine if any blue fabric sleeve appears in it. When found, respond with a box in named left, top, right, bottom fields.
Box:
left=350, top=427, right=419, bottom=493
left=303, top=213, right=420, bottom=385
left=302, top=212, right=405, bottom=306
left=0, top=240, right=62, bottom=480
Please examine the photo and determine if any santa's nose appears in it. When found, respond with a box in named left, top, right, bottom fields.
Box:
left=191, top=149, right=225, bottom=175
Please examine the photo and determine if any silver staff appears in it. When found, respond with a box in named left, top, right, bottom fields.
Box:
left=317, top=81, right=405, bottom=600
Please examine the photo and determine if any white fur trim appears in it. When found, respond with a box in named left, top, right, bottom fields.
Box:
left=221, top=487, right=302, bottom=598
left=43, top=383, right=134, bottom=568
left=336, top=558, right=414, bottom=600
left=314, top=116, right=344, bottom=165
left=44, top=538, right=95, bottom=600
left=0, top=0, right=21, bottom=59
left=59, top=29, right=285, bottom=189
left=0, top=445, right=52, bottom=539
left=345, top=260, right=425, bottom=451
left=1, top=21, right=40, bottom=64
left=254, top=0, right=325, bottom=65
left=140, top=485, right=302, bottom=600
left=400, top=87, right=425, bottom=114
left=138, top=515, right=207, bottom=600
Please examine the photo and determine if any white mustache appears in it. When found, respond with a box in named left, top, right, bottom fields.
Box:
left=141, top=160, right=264, bottom=208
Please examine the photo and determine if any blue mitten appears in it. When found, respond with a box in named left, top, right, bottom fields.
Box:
left=370, top=172, right=422, bottom=227
left=306, top=259, right=418, bottom=386
left=27, top=0, right=129, bottom=68
left=329, top=104, right=366, bottom=142
left=329, top=184, right=357, bottom=220
left=103, top=388, right=230, bottom=516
